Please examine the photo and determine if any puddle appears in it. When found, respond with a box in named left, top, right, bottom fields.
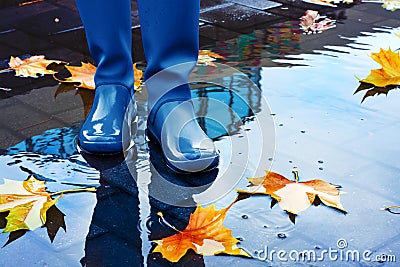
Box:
left=0, top=2, right=400, bottom=266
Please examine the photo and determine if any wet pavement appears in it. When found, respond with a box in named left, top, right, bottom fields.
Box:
left=0, top=0, right=400, bottom=266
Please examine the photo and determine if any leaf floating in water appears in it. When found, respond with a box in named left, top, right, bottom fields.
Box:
left=6, top=55, right=64, bottom=78
left=152, top=198, right=250, bottom=262
left=358, top=48, right=400, bottom=87
left=0, top=175, right=96, bottom=244
left=300, top=10, right=336, bottom=34
left=237, top=168, right=346, bottom=216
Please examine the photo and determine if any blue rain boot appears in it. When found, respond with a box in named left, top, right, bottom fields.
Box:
left=138, top=0, right=219, bottom=172
left=75, top=0, right=136, bottom=154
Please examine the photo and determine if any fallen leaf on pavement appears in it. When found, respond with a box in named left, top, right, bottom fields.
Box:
left=152, top=198, right=250, bottom=262
left=237, top=168, right=345, bottom=215
left=55, top=62, right=144, bottom=90
left=358, top=48, right=400, bottom=87
left=7, top=55, right=63, bottom=78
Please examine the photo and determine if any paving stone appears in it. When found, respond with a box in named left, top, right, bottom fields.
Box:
left=16, top=7, right=82, bottom=37
left=49, top=27, right=90, bottom=55
left=200, top=24, right=241, bottom=41
left=227, top=0, right=282, bottom=10
left=268, top=4, right=309, bottom=19
left=0, top=1, right=58, bottom=31
left=0, top=29, right=55, bottom=55
left=200, top=4, right=278, bottom=31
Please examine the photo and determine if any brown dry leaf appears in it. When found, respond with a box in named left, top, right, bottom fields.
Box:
left=152, top=199, right=250, bottom=262
left=57, top=62, right=143, bottom=90
left=237, top=169, right=345, bottom=215
left=359, top=48, right=400, bottom=87
left=197, top=50, right=226, bottom=66
left=299, top=10, right=336, bottom=34
left=8, top=55, right=63, bottom=78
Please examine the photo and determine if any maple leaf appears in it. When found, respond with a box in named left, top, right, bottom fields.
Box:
left=197, top=50, right=226, bottom=66
left=152, top=199, right=250, bottom=262
left=55, top=62, right=144, bottom=90
left=0, top=176, right=60, bottom=232
left=299, top=10, right=336, bottom=34
left=57, top=62, right=96, bottom=90
left=237, top=169, right=345, bottom=215
left=381, top=0, right=400, bottom=11
left=7, top=55, right=63, bottom=78
left=358, top=48, right=400, bottom=87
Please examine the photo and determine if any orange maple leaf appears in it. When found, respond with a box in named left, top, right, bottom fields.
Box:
left=152, top=199, right=250, bottom=262
left=359, top=48, right=400, bottom=87
left=7, top=55, right=63, bottom=78
left=237, top=169, right=345, bottom=215
left=56, top=62, right=143, bottom=90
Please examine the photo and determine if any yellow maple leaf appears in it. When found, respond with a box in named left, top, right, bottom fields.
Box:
left=359, top=48, right=400, bottom=87
left=237, top=169, right=345, bottom=215
left=0, top=176, right=59, bottom=232
left=152, top=199, right=250, bottom=262
left=8, top=55, right=63, bottom=78
left=133, top=63, right=143, bottom=91
left=197, top=50, right=226, bottom=66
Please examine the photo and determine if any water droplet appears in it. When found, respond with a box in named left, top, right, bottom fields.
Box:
left=314, top=245, right=321, bottom=250
left=242, top=214, right=248, bottom=219
left=268, top=157, right=273, bottom=161
left=360, top=118, right=364, bottom=120
left=54, top=17, right=60, bottom=23
left=289, top=160, right=293, bottom=163
left=270, top=113, right=276, bottom=116
left=277, top=233, right=287, bottom=239
left=238, top=152, right=242, bottom=155
left=300, top=130, right=306, bottom=133
left=237, top=236, right=244, bottom=241
left=263, top=225, right=269, bottom=228
left=278, top=123, right=284, bottom=127
left=319, top=167, right=324, bottom=170
left=318, top=160, right=324, bottom=164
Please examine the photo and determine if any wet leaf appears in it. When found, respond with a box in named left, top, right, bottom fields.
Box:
left=7, top=55, right=63, bottom=78
left=152, top=199, right=250, bottom=262
left=55, top=62, right=144, bottom=90
left=57, top=62, right=96, bottom=89
left=0, top=176, right=60, bottom=232
left=299, top=10, right=336, bottom=34
left=359, top=48, right=400, bottom=87
left=197, top=50, right=226, bottom=66
left=237, top=169, right=346, bottom=215
left=44, top=205, right=66, bottom=242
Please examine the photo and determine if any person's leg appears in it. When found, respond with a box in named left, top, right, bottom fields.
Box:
left=75, top=0, right=136, bottom=154
left=138, top=0, right=219, bottom=172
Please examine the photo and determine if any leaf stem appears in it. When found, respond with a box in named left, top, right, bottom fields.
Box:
left=50, top=187, right=96, bottom=196
left=157, top=212, right=182, bottom=233
left=292, top=167, right=299, bottom=182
